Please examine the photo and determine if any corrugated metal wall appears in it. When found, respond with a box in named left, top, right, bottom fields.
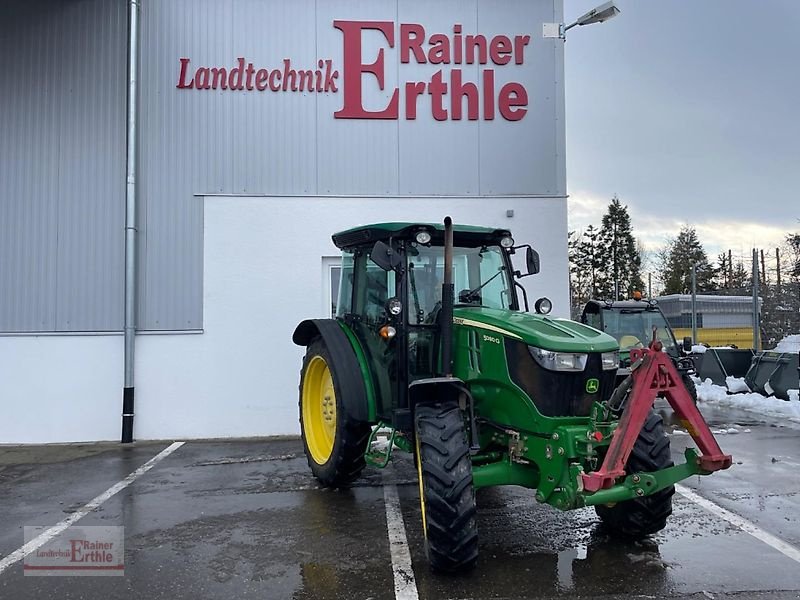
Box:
left=0, top=0, right=127, bottom=332
left=1, top=0, right=564, bottom=332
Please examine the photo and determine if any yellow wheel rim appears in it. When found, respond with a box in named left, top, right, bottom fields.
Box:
left=302, top=356, right=337, bottom=465
left=416, top=434, right=428, bottom=538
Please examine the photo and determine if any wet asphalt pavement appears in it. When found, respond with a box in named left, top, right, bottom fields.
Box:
left=1, top=404, right=799, bottom=599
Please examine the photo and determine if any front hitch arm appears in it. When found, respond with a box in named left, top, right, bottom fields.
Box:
left=581, top=448, right=703, bottom=506
left=582, top=340, right=732, bottom=493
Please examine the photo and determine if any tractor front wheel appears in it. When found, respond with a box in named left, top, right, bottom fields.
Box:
left=415, top=403, right=478, bottom=572
left=595, top=411, right=675, bottom=538
left=299, top=338, right=370, bottom=487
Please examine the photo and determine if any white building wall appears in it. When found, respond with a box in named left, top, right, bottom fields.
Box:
left=0, top=336, right=122, bottom=443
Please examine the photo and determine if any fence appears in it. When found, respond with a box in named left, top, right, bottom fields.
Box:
left=657, top=293, right=761, bottom=349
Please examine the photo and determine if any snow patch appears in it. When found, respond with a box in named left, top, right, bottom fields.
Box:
left=771, top=334, right=800, bottom=354
left=725, top=376, right=751, bottom=394
left=691, top=345, right=707, bottom=354
left=711, top=427, right=742, bottom=435
left=789, top=390, right=799, bottom=403
left=694, top=377, right=800, bottom=422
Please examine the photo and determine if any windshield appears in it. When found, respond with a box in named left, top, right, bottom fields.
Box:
left=602, top=308, right=677, bottom=354
left=406, top=244, right=512, bottom=324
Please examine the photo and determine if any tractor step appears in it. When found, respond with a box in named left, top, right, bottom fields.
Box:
left=364, top=423, right=411, bottom=468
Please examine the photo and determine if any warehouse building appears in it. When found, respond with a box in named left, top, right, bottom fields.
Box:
left=0, top=0, right=568, bottom=443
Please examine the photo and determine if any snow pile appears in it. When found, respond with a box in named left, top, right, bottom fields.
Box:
left=771, top=334, right=800, bottom=354
left=694, top=378, right=728, bottom=402
left=694, top=377, right=800, bottom=422
left=725, top=376, right=751, bottom=394
left=790, top=389, right=799, bottom=403
left=691, top=345, right=707, bottom=354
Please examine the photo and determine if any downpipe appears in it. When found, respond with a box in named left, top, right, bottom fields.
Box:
left=122, top=0, right=139, bottom=443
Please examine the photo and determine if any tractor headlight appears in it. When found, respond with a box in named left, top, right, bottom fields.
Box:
left=601, top=351, right=620, bottom=371
left=534, top=297, right=552, bottom=314
left=415, top=230, right=432, bottom=245
left=528, top=347, right=588, bottom=372
left=500, top=235, right=515, bottom=248
left=387, top=297, right=403, bottom=316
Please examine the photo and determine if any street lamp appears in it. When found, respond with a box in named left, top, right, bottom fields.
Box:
left=562, top=1, right=620, bottom=37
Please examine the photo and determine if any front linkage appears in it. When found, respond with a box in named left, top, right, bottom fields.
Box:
left=500, top=334, right=733, bottom=511
left=364, top=335, right=732, bottom=512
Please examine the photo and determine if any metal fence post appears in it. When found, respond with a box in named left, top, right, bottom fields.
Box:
left=691, top=264, right=697, bottom=343
left=752, top=248, right=760, bottom=351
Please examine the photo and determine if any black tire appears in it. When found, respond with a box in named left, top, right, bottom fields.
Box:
left=681, top=374, right=698, bottom=405
left=415, top=403, right=478, bottom=573
left=299, top=337, right=370, bottom=487
left=595, top=412, right=674, bottom=538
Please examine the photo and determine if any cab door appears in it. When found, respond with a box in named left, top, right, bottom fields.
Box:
left=347, top=247, right=399, bottom=421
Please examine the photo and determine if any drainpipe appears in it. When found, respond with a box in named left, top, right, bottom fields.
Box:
left=122, top=0, right=139, bottom=443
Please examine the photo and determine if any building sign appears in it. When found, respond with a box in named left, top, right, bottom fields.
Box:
left=176, top=20, right=532, bottom=122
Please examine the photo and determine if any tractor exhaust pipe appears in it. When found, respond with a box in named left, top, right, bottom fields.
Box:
left=441, top=216, right=455, bottom=377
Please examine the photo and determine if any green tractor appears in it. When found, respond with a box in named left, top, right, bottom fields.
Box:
left=580, top=297, right=699, bottom=403
left=292, top=219, right=731, bottom=573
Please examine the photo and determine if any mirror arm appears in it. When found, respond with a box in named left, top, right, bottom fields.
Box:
left=515, top=281, right=529, bottom=312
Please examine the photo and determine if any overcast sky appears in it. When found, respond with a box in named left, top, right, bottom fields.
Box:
left=564, top=0, right=799, bottom=262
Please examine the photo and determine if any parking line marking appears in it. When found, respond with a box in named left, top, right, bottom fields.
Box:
left=0, top=441, right=185, bottom=576
left=382, top=478, right=420, bottom=600
left=676, top=483, right=800, bottom=564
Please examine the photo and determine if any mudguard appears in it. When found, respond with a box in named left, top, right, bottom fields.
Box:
left=292, top=318, right=374, bottom=422
left=408, top=377, right=468, bottom=407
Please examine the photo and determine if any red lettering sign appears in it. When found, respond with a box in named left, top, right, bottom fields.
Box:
left=176, top=20, right=532, bottom=122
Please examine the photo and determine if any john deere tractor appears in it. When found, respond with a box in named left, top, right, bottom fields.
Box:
left=292, top=219, right=731, bottom=573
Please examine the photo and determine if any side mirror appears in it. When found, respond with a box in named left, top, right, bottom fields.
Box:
left=683, top=336, right=693, bottom=352
left=526, top=247, right=540, bottom=275
left=370, top=241, right=402, bottom=271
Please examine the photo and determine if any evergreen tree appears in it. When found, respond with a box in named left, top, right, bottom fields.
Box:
left=598, top=195, right=642, bottom=300
left=715, top=252, right=729, bottom=289
left=662, top=226, right=716, bottom=294
left=568, top=225, right=605, bottom=313
left=729, top=260, right=749, bottom=291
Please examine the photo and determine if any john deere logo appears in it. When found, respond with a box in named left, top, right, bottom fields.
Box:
left=586, top=378, right=600, bottom=394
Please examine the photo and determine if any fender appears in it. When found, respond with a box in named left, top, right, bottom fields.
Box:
left=408, top=377, right=469, bottom=407
left=409, top=377, right=478, bottom=450
left=292, top=319, right=375, bottom=422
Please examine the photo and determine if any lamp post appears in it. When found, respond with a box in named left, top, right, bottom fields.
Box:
left=562, top=1, right=620, bottom=37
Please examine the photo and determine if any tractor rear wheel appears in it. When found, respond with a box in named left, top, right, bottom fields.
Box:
left=415, top=403, right=478, bottom=573
left=595, top=411, right=674, bottom=538
left=299, top=338, right=370, bottom=487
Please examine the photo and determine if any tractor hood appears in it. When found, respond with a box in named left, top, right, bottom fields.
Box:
left=453, top=307, right=619, bottom=353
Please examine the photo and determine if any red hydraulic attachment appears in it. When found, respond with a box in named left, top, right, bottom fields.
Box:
left=582, top=338, right=732, bottom=493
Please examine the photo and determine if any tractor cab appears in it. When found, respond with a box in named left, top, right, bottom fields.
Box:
left=580, top=296, right=698, bottom=398
left=327, top=222, right=544, bottom=428
left=581, top=297, right=684, bottom=365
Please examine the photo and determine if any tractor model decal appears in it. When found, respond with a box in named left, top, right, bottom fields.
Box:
left=453, top=317, right=522, bottom=340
